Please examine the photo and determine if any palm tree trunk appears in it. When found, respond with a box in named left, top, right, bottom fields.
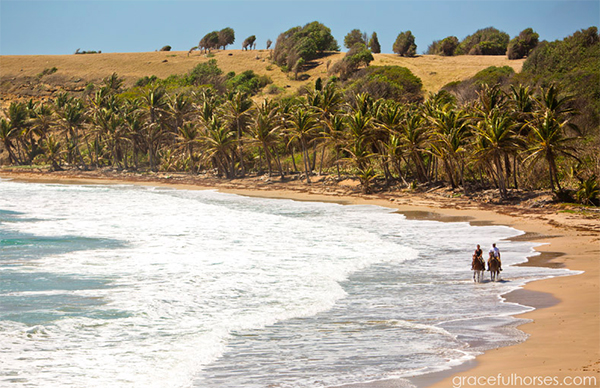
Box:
left=318, top=144, right=326, bottom=175
left=301, top=140, right=311, bottom=184
left=290, top=146, right=298, bottom=173
left=495, top=154, right=506, bottom=198
left=513, top=155, right=519, bottom=190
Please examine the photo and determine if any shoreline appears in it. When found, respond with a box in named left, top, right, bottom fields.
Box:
left=1, top=170, right=598, bottom=387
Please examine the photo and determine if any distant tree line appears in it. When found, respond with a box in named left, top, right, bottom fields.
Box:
left=427, top=27, right=540, bottom=59
left=185, top=24, right=545, bottom=61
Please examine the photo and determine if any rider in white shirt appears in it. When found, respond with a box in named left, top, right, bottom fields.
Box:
left=489, top=243, right=502, bottom=271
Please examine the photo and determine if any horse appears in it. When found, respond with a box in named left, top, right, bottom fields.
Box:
left=488, top=256, right=501, bottom=282
left=471, top=254, right=485, bottom=283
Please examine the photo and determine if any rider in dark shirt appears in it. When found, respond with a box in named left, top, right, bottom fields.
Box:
left=472, top=244, right=485, bottom=270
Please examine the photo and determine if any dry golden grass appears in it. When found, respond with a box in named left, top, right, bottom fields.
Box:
left=0, top=50, right=524, bottom=100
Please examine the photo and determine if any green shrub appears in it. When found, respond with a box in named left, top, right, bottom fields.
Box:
left=576, top=175, right=599, bottom=206
left=472, top=66, right=515, bottom=86
left=345, top=66, right=423, bottom=102
left=455, top=27, right=509, bottom=55
left=330, top=43, right=374, bottom=79
left=427, top=36, right=459, bottom=56
left=37, top=67, right=57, bottom=78
left=226, top=70, right=271, bottom=95
left=186, top=59, right=223, bottom=86
left=135, top=75, right=158, bottom=87
left=267, top=84, right=283, bottom=95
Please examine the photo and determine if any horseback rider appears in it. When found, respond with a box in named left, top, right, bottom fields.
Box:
left=488, top=243, right=502, bottom=271
left=472, top=244, right=484, bottom=269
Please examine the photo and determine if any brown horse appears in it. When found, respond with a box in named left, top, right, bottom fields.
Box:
left=472, top=255, right=485, bottom=282
left=488, top=256, right=501, bottom=282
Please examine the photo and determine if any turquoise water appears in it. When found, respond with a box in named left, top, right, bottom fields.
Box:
left=0, top=179, right=573, bottom=387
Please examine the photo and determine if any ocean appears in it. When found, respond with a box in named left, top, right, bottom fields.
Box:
left=0, top=179, right=573, bottom=387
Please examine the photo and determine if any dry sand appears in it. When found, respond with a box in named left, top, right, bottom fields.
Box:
left=0, top=169, right=598, bottom=388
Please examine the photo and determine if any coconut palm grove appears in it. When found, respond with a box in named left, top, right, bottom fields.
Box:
left=1, top=23, right=598, bottom=205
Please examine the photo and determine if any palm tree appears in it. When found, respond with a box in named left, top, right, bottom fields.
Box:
left=536, top=84, right=576, bottom=117
left=474, top=109, right=522, bottom=197
left=428, top=107, right=472, bottom=190
left=201, top=117, right=236, bottom=178
left=167, top=93, right=193, bottom=134
left=248, top=100, right=284, bottom=178
left=176, top=122, right=200, bottom=172
left=507, top=84, right=535, bottom=189
left=5, top=102, right=29, bottom=164
left=56, top=100, right=87, bottom=169
left=345, top=110, right=374, bottom=144
left=476, top=83, right=507, bottom=117
left=41, top=135, right=63, bottom=171
left=524, top=110, right=578, bottom=192
left=287, top=107, right=318, bottom=184
left=344, top=136, right=378, bottom=192
left=123, top=105, right=145, bottom=170
left=30, top=103, right=54, bottom=142
left=225, top=92, right=253, bottom=177
left=320, top=114, right=346, bottom=179
left=374, top=100, right=403, bottom=185
left=101, top=109, right=126, bottom=168
left=400, top=111, right=430, bottom=183
left=0, top=118, right=19, bottom=165
left=142, top=122, right=168, bottom=172
left=308, top=82, right=343, bottom=174
left=382, top=133, right=409, bottom=186
left=142, top=85, right=168, bottom=125
left=140, top=86, right=169, bottom=171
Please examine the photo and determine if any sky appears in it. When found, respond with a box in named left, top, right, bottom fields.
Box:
left=1, top=0, right=599, bottom=55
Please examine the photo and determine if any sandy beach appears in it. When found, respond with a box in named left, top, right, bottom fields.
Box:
left=1, top=169, right=598, bottom=388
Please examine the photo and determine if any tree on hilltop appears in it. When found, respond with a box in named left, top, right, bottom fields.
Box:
left=369, top=32, right=381, bottom=54
left=218, top=27, right=235, bottom=50
left=242, top=35, right=256, bottom=50
left=272, top=21, right=339, bottom=69
left=344, top=29, right=367, bottom=49
left=393, top=31, right=417, bottom=57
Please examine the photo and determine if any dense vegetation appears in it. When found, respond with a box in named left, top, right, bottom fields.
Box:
left=2, top=26, right=598, bottom=206
left=507, top=28, right=539, bottom=59
left=455, top=27, right=510, bottom=55
left=273, top=21, right=339, bottom=70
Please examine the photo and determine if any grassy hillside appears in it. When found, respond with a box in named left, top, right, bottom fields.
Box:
left=0, top=50, right=524, bottom=109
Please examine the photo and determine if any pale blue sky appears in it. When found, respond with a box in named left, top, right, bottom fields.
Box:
left=1, top=0, right=598, bottom=55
